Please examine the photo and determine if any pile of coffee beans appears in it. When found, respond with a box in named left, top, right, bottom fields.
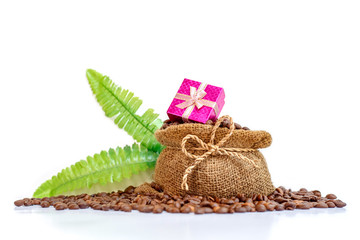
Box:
left=14, top=183, right=346, bottom=214
left=160, top=119, right=250, bottom=130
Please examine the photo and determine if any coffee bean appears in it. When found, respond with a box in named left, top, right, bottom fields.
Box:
left=120, top=204, right=132, bottom=212
left=14, top=184, right=346, bottom=214
left=32, top=199, right=41, bottom=205
left=180, top=205, right=192, bottom=213
left=40, top=201, right=50, bottom=208
left=326, top=194, right=337, bottom=200
left=236, top=194, right=247, bottom=202
left=242, top=127, right=250, bottom=130
left=296, top=202, right=311, bottom=209
left=206, top=120, right=214, bottom=125
left=223, top=199, right=235, bottom=205
left=222, top=119, right=231, bottom=129
left=166, top=206, right=180, bottom=213
left=326, top=202, right=336, bottom=208
left=275, top=204, right=285, bottom=211
left=312, top=190, right=321, bottom=197
left=14, top=200, right=25, bottom=207
left=78, top=202, right=88, bottom=209
left=194, top=208, right=206, bottom=214
left=203, top=207, right=213, bottom=213
left=138, top=205, right=154, bottom=213
left=284, top=202, right=296, bottom=210
left=255, top=204, right=266, bottom=212
left=124, top=186, right=135, bottom=194
left=333, top=200, right=346, bottom=208
left=235, top=206, right=247, bottom=213
left=101, top=204, right=110, bottom=211
left=173, top=201, right=181, bottom=208
left=215, top=207, right=229, bottom=214
left=234, top=123, right=242, bottom=129
left=113, top=205, right=120, bottom=211
left=241, top=205, right=251, bottom=212
left=55, top=203, right=67, bottom=210
left=274, top=197, right=287, bottom=203
left=68, top=204, right=80, bottom=210
left=152, top=205, right=164, bottom=213
left=265, top=203, right=276, bottom=211
left=255, top=194, right=264, bottom=201
left=24, top=199, right=32, bottom=206
left=92, top=204, right=102, bottom=210
left=200, top=200, right=212, bottom=207
left=315, top=202, right=328, bottom=208
left=210, top=202, right=219, bottom=208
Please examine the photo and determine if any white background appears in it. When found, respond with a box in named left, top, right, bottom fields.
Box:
left=1, top=1, right=359, bottom=239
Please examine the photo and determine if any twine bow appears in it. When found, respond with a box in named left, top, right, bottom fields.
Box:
left=180, top=115, right=259, bottom=191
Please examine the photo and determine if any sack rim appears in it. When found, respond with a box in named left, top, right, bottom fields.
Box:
left=155, top=123, right=272, bottom=149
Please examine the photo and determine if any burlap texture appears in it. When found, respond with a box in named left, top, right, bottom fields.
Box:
left=134, top=183, right=163, bottom=197
left=154, top=123, right=275, bottom=198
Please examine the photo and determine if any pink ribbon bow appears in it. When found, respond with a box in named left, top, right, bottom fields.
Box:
left=176, top=86, right=207, bottom=110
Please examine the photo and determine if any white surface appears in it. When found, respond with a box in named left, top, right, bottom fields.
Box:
left=1, top=0, right=359, bottom=239
left=8, top=206, right=355, bottom=240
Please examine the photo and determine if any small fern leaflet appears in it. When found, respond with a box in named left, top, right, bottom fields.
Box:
left=86, top=69, right=164, bottom=153
left=33, top=144, right=159, bottom=198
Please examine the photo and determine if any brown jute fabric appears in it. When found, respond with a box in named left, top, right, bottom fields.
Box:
left=134, top=183, right=163, bottom=197
left=154, top=115, right=275, bottom=198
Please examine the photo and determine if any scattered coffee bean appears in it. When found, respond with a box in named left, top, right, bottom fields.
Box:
left=326, top=202, right=336, bottom=208
left=255, top=204, right=266, bottom=212
left=215, top=207, right=229, bottom=214
left=180, top=205, right=192, bottom=213
left=203, top=207, right=213, bottom=213
left=333, top=200, right=346, bottom=208
left=24, top=199, right=32, bottom=206
left=166, top=206, right=180, bottom=213
left=313, top=190, right=321, bottom=197
left=296, top=202, right=311, bottom=210
left=124, top=186, right=135, bottom=194
left=234, top=123, right=242, bottom=129
left=326, top=194, right=337, bottom=200
left=275, top=204, right=285, bottom=211
left=40, top=201, right=50, bottom=208
left=315, top=202, right=328, bottom=208
left=138, top=205, right=154, bottom=213
left=284, top=202, right=296, bottom=210
left=195, top=207, right=206, bottom=214
left=14, top=184, right=346, bottom=214
left=55, top=203, right=67, bottom=210
left=120, top=204, right=132, bottom=212
left=68, top=203, right=80, bottom=210
left=14, top=200, right=25, bottom=207
left=206, top=120, right=214, bottom=125
left=235, top=206, right=247, bottom=213
left=153, top=205, right=164, bottom=214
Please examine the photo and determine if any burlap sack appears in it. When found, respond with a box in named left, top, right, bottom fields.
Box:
left=153, top=116, right=275, bottom=198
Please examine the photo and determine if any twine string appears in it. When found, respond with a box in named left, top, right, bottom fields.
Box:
left=180, top=115, right=259, bottom=191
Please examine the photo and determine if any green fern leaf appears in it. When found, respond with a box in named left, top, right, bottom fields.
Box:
left=86, top=69, right=164, bottom=153
left=33, top=144, right=159, bottom=198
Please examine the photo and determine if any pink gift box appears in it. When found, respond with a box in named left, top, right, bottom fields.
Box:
left=167, top=78, right=225, bottom=124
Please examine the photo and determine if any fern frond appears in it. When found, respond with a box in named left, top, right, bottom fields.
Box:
left=33, top=144, right=159, bottom=198
left=86, top=69, right=164, bottom=153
